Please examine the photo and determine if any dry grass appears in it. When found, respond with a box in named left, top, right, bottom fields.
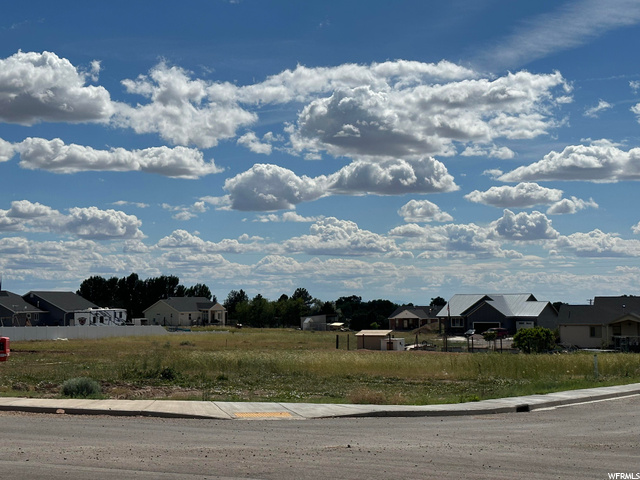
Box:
left=1, top=328, right=639, bottom=404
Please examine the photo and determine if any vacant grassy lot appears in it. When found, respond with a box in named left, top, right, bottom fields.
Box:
left=1, top=328, right=639, bottom=404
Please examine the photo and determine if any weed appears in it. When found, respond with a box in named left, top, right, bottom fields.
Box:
left=61, top=377, right=101, bottom=398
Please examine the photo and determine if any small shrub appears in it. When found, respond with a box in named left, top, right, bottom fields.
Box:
left=482, top=331, right=497, bottom=342
left=61, top=377, right=101, bottom=398
left=159, top=366, right=178, bottom=381
left=513, top=327, right=555, bottom=353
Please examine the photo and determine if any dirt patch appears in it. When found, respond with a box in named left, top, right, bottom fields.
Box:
left=101, top=382, right=204, bottom=400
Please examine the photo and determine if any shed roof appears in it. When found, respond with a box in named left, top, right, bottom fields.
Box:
left=355, top=330, right=393, bottom=337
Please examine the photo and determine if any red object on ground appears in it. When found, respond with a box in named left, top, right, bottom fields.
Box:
left=0, top=337, right=10, bottom=361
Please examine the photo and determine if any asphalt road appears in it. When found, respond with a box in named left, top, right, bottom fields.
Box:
left=2, top=396, right=638, bottom=479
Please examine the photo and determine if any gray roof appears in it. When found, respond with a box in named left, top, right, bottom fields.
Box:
left=388, top=305, right=439, bottom=319
left=0, top=291, right=45, bottom=313
left=437, top=293, right=548, bottom=318
left=436, top=294, right=488, bottom=317
left=593, top=296, right=640, bottom=314
left=559, top=297, right=640, bottom=325
left=23, top=291, right=97, bottom=312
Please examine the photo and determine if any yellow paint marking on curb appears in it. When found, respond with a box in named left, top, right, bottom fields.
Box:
left=234, top=411, right=292, bottom=418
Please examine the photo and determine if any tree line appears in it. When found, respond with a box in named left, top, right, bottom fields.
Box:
left=77, top=274, right=445, bottom=330
left=77, top=273, right=213, bottom=319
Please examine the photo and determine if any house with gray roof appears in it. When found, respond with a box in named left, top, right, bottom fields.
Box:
left=0, top=290, right=46, bottom=326
left=437, top=294, right=557, bottom=336
left=388, top=305, right=440, bottom=331
left=143, top=297, right=227, bottom=327
left=22, top=291, right=98, bottom=326
left=558, top=296, right=640, bottom=350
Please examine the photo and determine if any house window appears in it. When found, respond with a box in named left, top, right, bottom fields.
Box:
left=590, top=326, right=602, bottom=338
left=451, top=317, right=463, bottom=328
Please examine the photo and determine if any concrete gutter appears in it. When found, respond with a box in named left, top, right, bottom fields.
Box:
left=0, top=383, right=638, bottom=420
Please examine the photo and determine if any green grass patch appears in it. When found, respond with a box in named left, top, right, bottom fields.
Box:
left=0, top=329, right=638, bottom=404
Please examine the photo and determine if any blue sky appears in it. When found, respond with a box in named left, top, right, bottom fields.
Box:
left=2, top=0, right=640, bottom=305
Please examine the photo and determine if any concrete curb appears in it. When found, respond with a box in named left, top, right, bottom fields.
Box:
left=0, top=383, right=638, bottom=420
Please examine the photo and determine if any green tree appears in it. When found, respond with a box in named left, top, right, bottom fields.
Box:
left=224, top=289, right=249, bottom=320
left=184, top=283, right=214, bottom=301
left=248, top=294, right=276, bottom=327
left=335, top=295, right=362, bottom=323
left=116, top=273, right=144, bottom=317
left=276, top=296, right=307, bottom=328
left=513, top=326, right=556, bottom=353
left=318, top=301, right=336, bottom=315
left=291, top=287, right=313, bottom=308
left=430, top=296, right=447, bottom=307
left=77, top=276, right=118, bottom=307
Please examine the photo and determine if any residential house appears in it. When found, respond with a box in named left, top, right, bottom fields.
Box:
left=301, top=314, right=339, bottom=331
left=388, top=305, right=440, bottom=331
left=437, top=294, right=558, bottom=336
left=22, top=291, right=98, bottom=326
left=558, top=296, right=640, bottom=350
left=143, top=297, right=227, bottom=327
left=0, top=290, right=45, bottom=326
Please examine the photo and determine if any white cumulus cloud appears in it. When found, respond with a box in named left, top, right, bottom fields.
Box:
left=551, top=229, right=640, bottom=257
left=499, top=140, right=640, bottom=183
left=490, top=210, right=559, bottom=240
left=116, top=62, right=256, bottom=148
left=289, top=70, right=568, bottom=160
left=223, top=157, right=457, bottom=211
left=223, top=163, right=327, bottom=211
left=0, top=51, right=114, bottom=125
left=465, top=182, right=563, bottom=208
left=14, top=137, right=221, bottom=178
left=398, top=200, right=453, bottom=223
left=0, top=200, right=144, bottom=240
left=283, top=217, right=400, bottom=256
left=546, top=196, right=598, bottom=215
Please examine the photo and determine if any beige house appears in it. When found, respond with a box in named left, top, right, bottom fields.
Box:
left=388, top=305, right=439, bottom=331
left=144, top=297, right=227, bottom=327
left=558, top=296, right=640, bottom=350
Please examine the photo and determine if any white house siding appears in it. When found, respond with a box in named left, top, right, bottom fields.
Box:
left=144, top=303, right=181, bottom=326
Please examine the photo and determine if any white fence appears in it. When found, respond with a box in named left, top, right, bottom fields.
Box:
left=0, top=325, right=168, bottom=341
